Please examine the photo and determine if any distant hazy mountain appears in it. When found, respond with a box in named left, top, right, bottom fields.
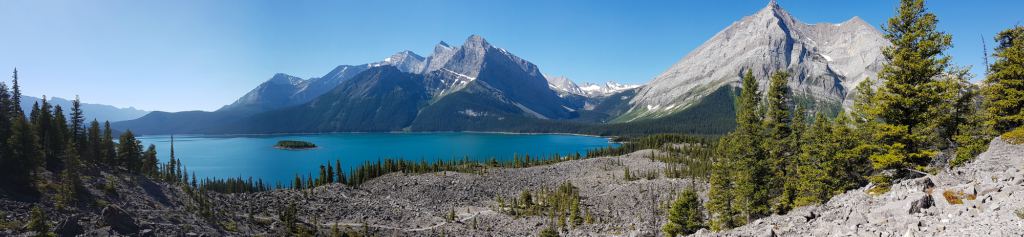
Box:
left=22, top=96, right=149, bottom=123
left=545, top=75, right=640, bottom=98
left=619, top=1, right=889, bottom=121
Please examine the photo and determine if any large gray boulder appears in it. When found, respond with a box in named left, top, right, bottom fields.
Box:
left=101, top=205, right=139, bottom=235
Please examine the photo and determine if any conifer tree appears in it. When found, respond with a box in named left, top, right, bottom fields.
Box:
left=117, top=130, right=143, bottom=172
left=795, top=113, right=834, bottom=205
left=873, top=0, right=952, bottom=169
left=732, top=69, right=770, bottom=222
left=983, top=25, right=1024, bottom=133
left=87, top=120, right=101, bottom=162
left=708, top=70, right=764, bottom=229
left=142, top=144, right=158, bottom=176
left=663, top=188, right=705, bottom=236
left=50, top=105, right=69, bottom=170
left=777, top=104, right=807, bottom=213
left=762, top=71, right=793, bottom=213
left=27, top=206, right=49, bottom=235
left=7, top=115, right=40, bottom=190
left=57, top=141, right=81, bottom=209
left=102, top=121, right=116, bottom=165
left=70, top=96, right=87, bottom=158
left=0, top=82, right=13, bottom=185
left=11, top=68, right=22, bottom=115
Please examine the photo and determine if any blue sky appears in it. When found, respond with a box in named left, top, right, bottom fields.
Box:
left=1, top=0, right=1021, bottom=112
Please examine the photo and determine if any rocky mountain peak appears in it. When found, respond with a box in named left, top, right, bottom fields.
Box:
left=621, top=1, right=890, bottom=121
left=383, top=50, right=426, bottom=73
left=464, top=35, right=490, bottom=49
left=267, top=73, right=302, bottom=85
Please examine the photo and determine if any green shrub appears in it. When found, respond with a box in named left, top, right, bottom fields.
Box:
left=539, top=227, right=560, bottom=237
left=1002, top=127, right=1024, bottom=145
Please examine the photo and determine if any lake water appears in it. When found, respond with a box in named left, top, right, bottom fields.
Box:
left=137, top=133, right=617, bottom=185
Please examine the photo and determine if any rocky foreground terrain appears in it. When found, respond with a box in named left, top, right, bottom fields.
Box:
left=697, top=138, right=1024, bottom=237
left=209, top=149, right=692, bottom=236
left=2, top=138, right=1021, bottom=236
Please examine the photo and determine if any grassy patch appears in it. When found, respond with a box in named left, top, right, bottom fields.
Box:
left=943, top=190, right=966, bottom=205
left=1003, top=127, right=1024, bottom=145
left=1015, top=208, right=1024, bottom=219
left=220, top=220, right=238, bottom=232
left=866, top=175, right=892, bottom=196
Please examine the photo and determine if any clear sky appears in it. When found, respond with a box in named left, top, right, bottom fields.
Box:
left=1, top=0, right=1020, bottom=112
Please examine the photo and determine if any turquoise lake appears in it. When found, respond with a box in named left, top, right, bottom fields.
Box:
left=137, top=133, right=617, bottom=185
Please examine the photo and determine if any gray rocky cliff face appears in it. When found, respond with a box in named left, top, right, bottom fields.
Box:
left=625, top=1, right=889, bottom=120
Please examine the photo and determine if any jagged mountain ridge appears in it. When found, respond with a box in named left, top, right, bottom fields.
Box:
left=545, top=75, right=641, bottom=98
left=115, top=35, right=620, bottom=134
left=621, top=1, right=889, bottom=121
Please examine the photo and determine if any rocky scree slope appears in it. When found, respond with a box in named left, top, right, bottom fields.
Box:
left=695, top=137, right=1024, bottom=237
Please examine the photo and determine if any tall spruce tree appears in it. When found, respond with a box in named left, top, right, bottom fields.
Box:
left=102, top=121, right=116, bottom=165
left=708, top=69, right=767, bottom=229
left=762, top=71, right=793, bottom=213
left=873, top=0, right=951, bottom=170
left=87, top=120, right=101, bottom=162
left=51, top=105, right=69, bottom=170
left=11, top=68, right=21, bottom=115
left=70, top=96, right=88, bottom=159
left=732, top=69, right=770, bottom=222
left=983, top=25, right=1024, bottom=133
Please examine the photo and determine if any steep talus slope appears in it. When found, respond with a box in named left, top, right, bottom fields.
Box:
left=696, top=138, right=1024, bottom=236
left=623, top=1, right=889, bottom=121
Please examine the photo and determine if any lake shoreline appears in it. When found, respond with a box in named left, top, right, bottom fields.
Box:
left=139, top=131, right=621, bottom=143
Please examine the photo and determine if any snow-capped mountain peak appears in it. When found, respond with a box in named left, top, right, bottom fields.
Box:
left=544, top=75, right=641, bottom=98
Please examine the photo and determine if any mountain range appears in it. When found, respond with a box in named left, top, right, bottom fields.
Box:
left=22, top=96, right=149, bottom=123
left=114, top=1, right=888, bottom=136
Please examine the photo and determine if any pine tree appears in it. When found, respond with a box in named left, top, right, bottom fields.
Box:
left=873, top=0, right=951, bottom=169
left=11, top=68, right=22, bottom=115
left=70, top=96, right=87, bottom=158
left=51, top=105, right=70, bottom=170
left=662, top=188, right=705, bottom=236
left=117, top=130, right=143, bottom=172
left=85, top=120, right=100, bottom=162
left=708, top=70, right=764, bottom=230
left=0, top=82, right=13, bottom=187
left=102, top=121, right=116, bottom=165
left=27, top=205, right=49, bottom=235
left=778, top=104, right=807, bottom=213
left=983, top=25, right=1024, bottom=133
left=7, top=116, right=40, bottom=190
left=57, top=141, right=81, bottom=210
left=335, top=160, right=345, bottom=184
left=762, top=71, right=793, bottom=213
left=142, top=144, right=158, bottom=176
left=732, top=69, right=770, bottom=222
left=795, top=113, right=834, bottom=205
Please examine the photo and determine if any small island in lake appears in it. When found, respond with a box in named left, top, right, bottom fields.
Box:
left=274, top=140, right=317, bottom=150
